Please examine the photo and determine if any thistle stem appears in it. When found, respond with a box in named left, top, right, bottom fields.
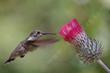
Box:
left=97, top=59, right=110, bottom=73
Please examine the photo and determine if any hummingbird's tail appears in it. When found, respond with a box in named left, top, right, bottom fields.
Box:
left=4, top=58, right=15, bottom=64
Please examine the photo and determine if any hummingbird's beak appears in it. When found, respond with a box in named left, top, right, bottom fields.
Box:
left=41, top=32, right=56, bottom=35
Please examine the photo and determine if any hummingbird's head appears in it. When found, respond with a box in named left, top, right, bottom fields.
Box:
left=27, top=30, right=56, bottom=41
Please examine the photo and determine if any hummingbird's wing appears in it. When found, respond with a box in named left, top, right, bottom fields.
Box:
left=20, top=38, right=59, bottom=52
left=32, top=38, right=59, bottom=47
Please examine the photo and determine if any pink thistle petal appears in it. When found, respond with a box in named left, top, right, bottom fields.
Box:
left=59, top=18, right=84, bottom=42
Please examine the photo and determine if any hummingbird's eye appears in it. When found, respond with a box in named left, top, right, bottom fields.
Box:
left=32, top=31, right=41, bottom=37
left=37, top=31, right=40, bottom=34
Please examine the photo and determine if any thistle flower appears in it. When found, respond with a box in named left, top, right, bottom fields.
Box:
left=59, top=19, right=110, bottom=72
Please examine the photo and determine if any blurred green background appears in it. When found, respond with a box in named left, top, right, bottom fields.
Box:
left=0, top=0, right=110, bottom=73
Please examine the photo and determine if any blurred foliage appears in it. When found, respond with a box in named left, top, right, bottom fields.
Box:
left=0, top=0, right=110, bottom=73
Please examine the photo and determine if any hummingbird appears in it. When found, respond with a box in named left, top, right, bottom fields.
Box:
left=5, top=30, right=58, bottom=64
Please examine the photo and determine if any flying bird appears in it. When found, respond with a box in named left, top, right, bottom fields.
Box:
left=5, top=30, right=58, bottom=63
